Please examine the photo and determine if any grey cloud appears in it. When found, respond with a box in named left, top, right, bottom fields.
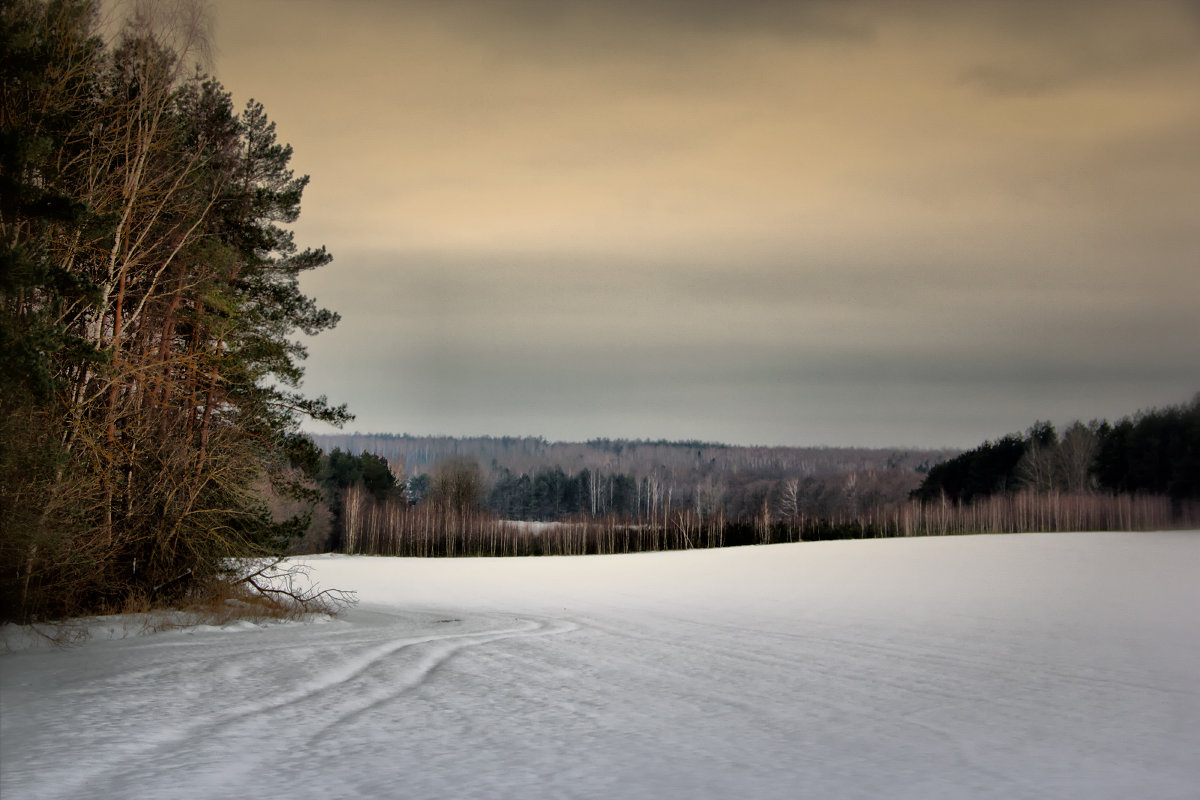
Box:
left=215, top=0, right=1199, bottom=447
left=303, top=328, right=1197, bottom=447
left=443, top=0, right=874, bottom=38
left=419, top=0, right=876, bottom=66
left=308, top=245, right=1200, bottom=376
left=402, top=332, right=1196, bottom=389
left=960, top=46, right=1199, bottom=97
left=959, top=65, right=1062, bottom=97
left=957, top=1, right=1200, bottom=97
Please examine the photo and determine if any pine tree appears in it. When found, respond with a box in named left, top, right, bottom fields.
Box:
left=1, top=0, right=348, bottom=621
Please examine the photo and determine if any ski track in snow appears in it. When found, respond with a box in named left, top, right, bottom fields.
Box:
left=2, top=532, right=1199, bottom=800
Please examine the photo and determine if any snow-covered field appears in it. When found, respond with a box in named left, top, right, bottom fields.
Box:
left=3, top=532, right=1198, bottom=799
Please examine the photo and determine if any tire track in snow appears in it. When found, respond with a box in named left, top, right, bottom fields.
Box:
left=212, top=618, right=542, bottom=725
left=301, top=615, right=578, bottom=745
left=71, top=613, right=574, bottom=800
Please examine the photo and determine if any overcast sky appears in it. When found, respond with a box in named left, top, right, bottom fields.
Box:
left=205, top=0, right=1199, bottom=447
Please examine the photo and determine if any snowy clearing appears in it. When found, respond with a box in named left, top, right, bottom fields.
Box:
left=3, top=532, right=1199, bottom=799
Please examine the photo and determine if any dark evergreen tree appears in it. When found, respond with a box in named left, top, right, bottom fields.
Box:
left=911, top=434, right=1027, bottom=503
left=406, top=473, right=431, bottom=506
left=1094, top=396, right=1200, bottom=501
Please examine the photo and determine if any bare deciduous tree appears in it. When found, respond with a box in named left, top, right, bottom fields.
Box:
left=431, top=457, right=485, bottom=512
left=778, top=478, right=801, bottom=525
left=1056, top=422, right=1098, bottom=493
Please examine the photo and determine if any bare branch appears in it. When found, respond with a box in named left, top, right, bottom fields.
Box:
left=234, top=559, right=358, bottom=614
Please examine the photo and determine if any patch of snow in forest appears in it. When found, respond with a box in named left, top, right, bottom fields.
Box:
left=498, top=519, right=568, bottom=534
left=3, top=532, right=1198, bottom=799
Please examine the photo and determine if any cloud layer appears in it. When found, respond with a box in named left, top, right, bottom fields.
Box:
left=211, top=0, right=1200, bottom=446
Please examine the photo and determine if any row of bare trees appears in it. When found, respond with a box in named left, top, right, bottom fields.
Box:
left=877, top=491, right=1191, bottom=538
left=340, top=485, right=734, bottom=557
left=336, top=482, right=1196, bottom=558
left=1, top=1, right=345, bottom=620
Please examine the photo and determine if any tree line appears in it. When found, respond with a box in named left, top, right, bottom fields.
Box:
left=1, top=1, right=345, bottom=621
left=316, top=396, right=1199, bottom=557
left=311, top=433, right=952, bottom=484
left=912, top=396, right=1200, bottom=505
left=311, top=450, right=926, bottom=532
left=309, top=433, right=952, bottom=530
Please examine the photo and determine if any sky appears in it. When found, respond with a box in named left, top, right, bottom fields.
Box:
left=204, top=0, right=1200, bottom=448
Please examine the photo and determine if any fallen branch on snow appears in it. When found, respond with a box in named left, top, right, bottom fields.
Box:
left=235, top=560, right=358, bottom=614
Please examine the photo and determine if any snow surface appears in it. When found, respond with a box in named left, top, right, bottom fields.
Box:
left=3, top=532, right=1199, bottom=799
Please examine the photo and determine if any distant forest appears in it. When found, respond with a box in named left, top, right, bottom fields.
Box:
left=304, top=396, right=1199, bottom=557
left=309, top=433, right=954, bottom=524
